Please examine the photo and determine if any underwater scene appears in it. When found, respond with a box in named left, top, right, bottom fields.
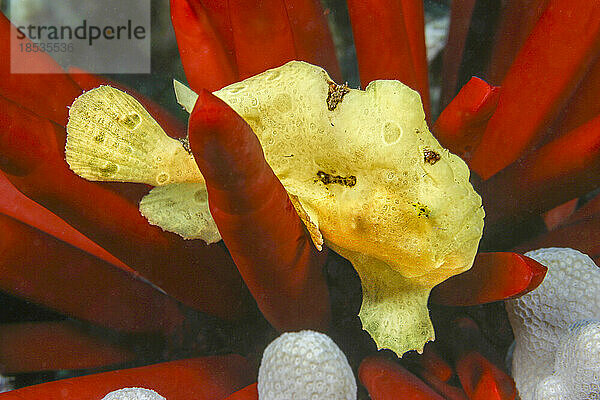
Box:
left=0, top=0, right=599, bottom=399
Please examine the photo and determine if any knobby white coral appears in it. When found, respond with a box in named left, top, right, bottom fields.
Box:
left=258, top=330, right=357, bottom=400
left=533, top=320, right=600, bottom=400
left=505, top=248, right=600, bottom=400
left=101, top=387, right=166, bottom=400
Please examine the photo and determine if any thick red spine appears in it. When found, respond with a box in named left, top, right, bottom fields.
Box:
left=359, top=356, right=446, bottom=400
left=0, top=14, right=82, bottom=126
left=188, top=90, right=331, bottom=332
left=433, top=77, right=500, bottom=160
left=0, top=214, right=184, bottom=333
left=481, top=113, right=600, bottom=227
left=440, top=0, right=476, bottom=108
left=0, top=356, right=255, bottom=400
left=229, top=0, right=296, bottom=79
left=0, top=321, right=136, bottom=373
left=431, top=252, right=547, bottom=306
left=470, top=0, right=600, bottom=179
left=487, top=0, right=551, bottom=84
left=282, top=0, right=341, bottom=81
left=170, top=0, right=238, bottom=91
left=346, top=0, right=418, bottom=95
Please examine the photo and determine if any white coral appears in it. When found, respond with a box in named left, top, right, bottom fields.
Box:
left=533, top=320, right=600, bottom=400
left=258, top=330, right=357, bottom=400
left=101, top=387, right=166, bottom=400
left=505, top=248, right=600, bottom=400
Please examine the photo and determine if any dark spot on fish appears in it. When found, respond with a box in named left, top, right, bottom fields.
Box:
left=121, top=113, right=141, bottom=129
left=326, top=81, right=350, bottom=111
left=412, top=202, right=430, bottom=218
left=316, top=170, right=356, bottom=187
left=424, top=149, right=441, bottom=165
left=178, top=136, right=192, bottom=154
left=99, top=163, right=118, bottom=177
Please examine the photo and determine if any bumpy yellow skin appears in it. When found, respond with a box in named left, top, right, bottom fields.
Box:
left=66, top=61, right=485, bottom=357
